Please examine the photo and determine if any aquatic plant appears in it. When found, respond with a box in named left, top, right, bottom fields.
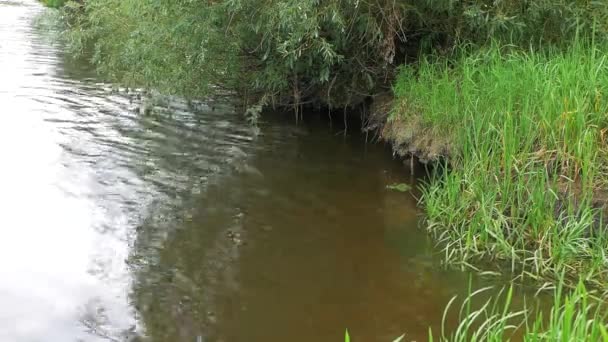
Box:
left=433, top=279, right=608, bottom=341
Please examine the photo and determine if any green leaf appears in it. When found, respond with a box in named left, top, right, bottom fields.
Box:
left=600, top=324, right=608, bottom=340
left=344, top=329, right=350, bottom=342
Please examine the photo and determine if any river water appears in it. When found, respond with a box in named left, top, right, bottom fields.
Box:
left=0, top=1, right=529, bottom=341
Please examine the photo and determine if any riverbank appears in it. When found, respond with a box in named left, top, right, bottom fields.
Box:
left=385, top=41, right=608, bottom=291
left=368, top=39, right=608, bottom=341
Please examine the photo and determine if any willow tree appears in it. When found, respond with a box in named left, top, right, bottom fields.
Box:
left=64, top=0, right=608, bottom=110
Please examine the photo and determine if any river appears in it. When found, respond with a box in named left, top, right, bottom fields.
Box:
left=0, top=1, right=527, bottom=341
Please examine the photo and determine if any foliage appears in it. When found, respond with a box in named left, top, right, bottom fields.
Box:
left=40, top=0, right=67, bottom=8
left=417, top=0, right=608, bottom=47
left=63, top=0, right=608, bottom=110
left=61, top=0, right=239, bottom=99
left=393, top=40, right=608, bottom=289
left=64, top=0, right=410, bottom=108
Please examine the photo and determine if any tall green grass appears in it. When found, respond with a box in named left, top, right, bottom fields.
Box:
left=434, top=280, right=608, bottom=341
left=392, top=41, right=608, bottom=289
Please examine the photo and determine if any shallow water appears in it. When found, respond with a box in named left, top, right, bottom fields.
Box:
left=0, top=1, right=535, bottom=341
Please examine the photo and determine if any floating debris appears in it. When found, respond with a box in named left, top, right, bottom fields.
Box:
left=386, top=183, right=411, bottom=192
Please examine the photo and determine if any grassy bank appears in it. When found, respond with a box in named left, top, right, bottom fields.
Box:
left=390, top=41, right=608, bottom=289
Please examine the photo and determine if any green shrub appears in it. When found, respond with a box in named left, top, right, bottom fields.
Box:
left=64, top=0, right=608, bottom=109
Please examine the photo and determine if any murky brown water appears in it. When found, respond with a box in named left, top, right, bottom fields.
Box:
left=0, top=1, right=540, bottom=341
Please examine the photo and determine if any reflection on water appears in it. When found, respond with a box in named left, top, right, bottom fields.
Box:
left=0, top=1, right=135, bottom=341
left=0, top=1, right=539, bottom=342
left=128, top=125, right=448, bottom=342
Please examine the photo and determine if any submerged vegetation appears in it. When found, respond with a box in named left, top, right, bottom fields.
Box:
left=435, top=278, right=608, bottom=341
left=49, top=0, right=608, bottom=339
left=349, top=277, right=608, bottom=341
